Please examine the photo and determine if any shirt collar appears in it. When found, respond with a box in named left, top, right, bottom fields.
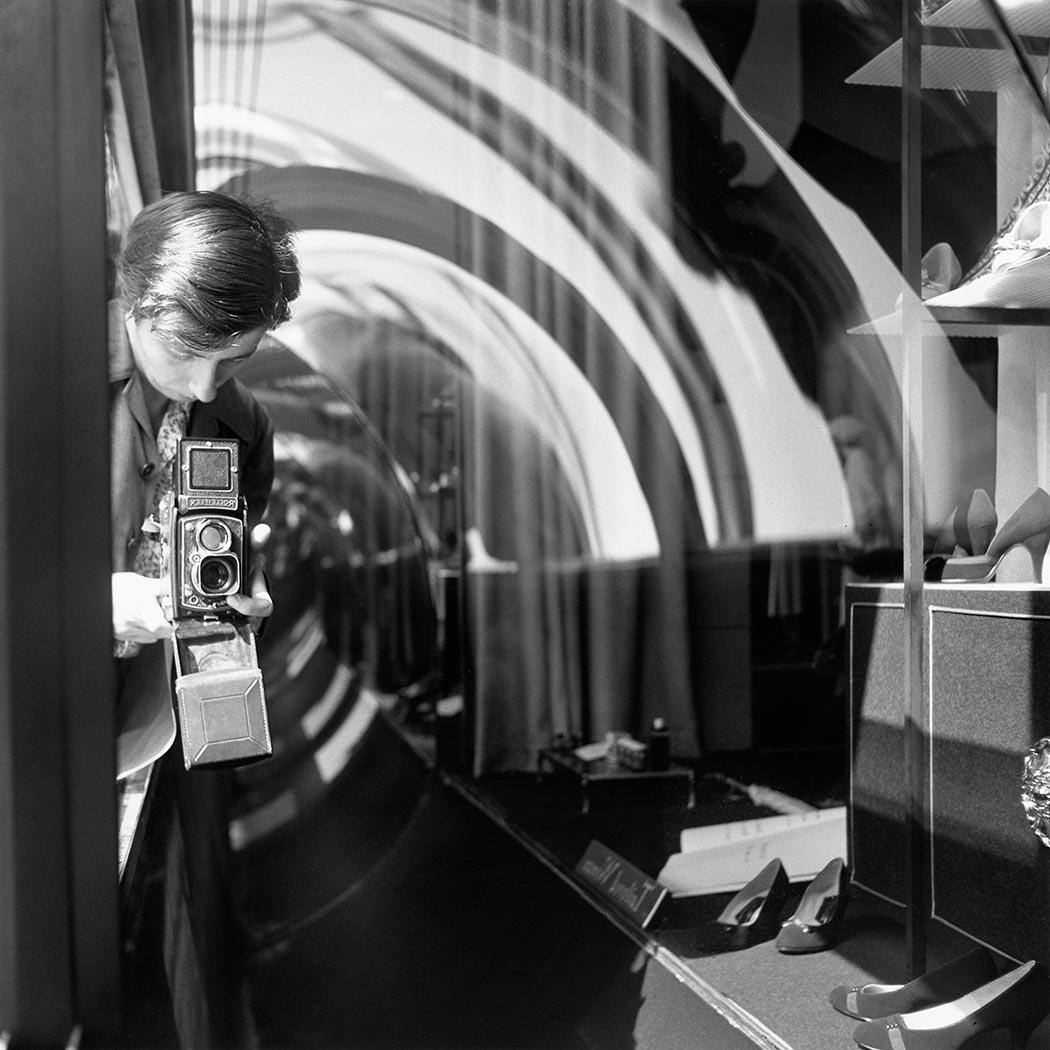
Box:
left=110, top=300, right=156, bottom=438
left=109, top=300, right=135, bottom=383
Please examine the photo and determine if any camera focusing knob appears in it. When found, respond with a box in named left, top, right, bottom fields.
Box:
left=140, top=462, right=156, bottom=479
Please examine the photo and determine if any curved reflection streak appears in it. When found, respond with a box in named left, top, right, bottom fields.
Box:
left=285, top=3, right=738, bottom=543
left=223, top=164, right=704, bottom=559
left=283, top=231, right=660, bottom=560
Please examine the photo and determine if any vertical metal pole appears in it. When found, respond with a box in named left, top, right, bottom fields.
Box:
left=0, top=1, right=118, bottom=1044
left=452, top=0, right=479, bottom=778
left=901, top=0, right=928, bottom=980
left=455, top=373, right=476, bottom=776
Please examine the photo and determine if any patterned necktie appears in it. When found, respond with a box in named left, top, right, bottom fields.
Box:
left=117, top=399, right=191, bottom=658
left=134, top=398, right=191, bottom=577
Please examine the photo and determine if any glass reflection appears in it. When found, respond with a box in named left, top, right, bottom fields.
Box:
left=179, top=0, right=1050, bottom=1042
left=242, top=342, right=437, bottom=703
left=192, top=1, right=923, bottom=773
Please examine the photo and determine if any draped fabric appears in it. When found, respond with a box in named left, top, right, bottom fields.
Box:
left=460, top=2, right=739, bottom=771
left=194, top=0, right=271, bottom=192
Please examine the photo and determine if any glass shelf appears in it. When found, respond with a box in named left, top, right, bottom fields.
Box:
left=850, top=305, right=1050, bottom=339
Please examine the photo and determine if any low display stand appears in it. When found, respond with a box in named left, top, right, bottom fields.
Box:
left=848, top=582, right=1050, bottom=969
left=537, top=747, right=695, bottom=814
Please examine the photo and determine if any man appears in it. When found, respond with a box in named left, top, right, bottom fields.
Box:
left=110, top=189, right=300, bottom=1048
left=111, top=189, right=299, bottom=773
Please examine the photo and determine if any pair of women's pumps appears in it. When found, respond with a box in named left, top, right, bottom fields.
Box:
left=924, top=487, right=1050, bottom=584
left=696, top=856, right=848, bottom=955
left=828, top=945, right=1050, bottom=1049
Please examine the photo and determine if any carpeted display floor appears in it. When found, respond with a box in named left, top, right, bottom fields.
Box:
left=453, top=755, right=1050, bottom=1050
left=236, top=715, right=765, bottom=1049
left=232, top=686, right=1050, bottom=1049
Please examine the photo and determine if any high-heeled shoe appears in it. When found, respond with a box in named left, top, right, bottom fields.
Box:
left=852, top=960, right=1050, bottom=1049
left=828, top=946, right=998, bottom=1022
left=694, top=857, right=789, bottom=954
left=775, top=856, right=848, bottom=954
left=920, top=242, right=962, bottom=301
left=927, top=197, right=1050, bottom=309
left=926, top=488, right=1050, bottom=583
left=894, top=243, right=962, bottom=307
left=926, top=138, right=1050, bottom=310
left=932, top=489, right=996, bottom=558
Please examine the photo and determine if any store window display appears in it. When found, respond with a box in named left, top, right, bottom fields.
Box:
left=174, top=1, right=1050, bottom=1048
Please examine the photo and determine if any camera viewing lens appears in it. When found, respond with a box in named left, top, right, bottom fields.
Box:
left=198, top=521, right=230, bottom=552
left=199, top=557, right=233, bottom=594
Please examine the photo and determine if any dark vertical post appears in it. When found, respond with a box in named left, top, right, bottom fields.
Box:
left=136, top=0, right=197, bottom=191
left=900, top=0, right=928, bottom=980
left=0, top=1, right=118, bottom=1045
left=455, top=373, right=476, bottom=775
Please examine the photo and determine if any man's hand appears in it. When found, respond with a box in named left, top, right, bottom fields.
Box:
left=226, top=566, right=273, bottom=632
left=112, top=572, right=171, bottom=644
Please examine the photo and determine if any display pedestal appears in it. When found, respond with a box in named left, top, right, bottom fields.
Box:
left=848, top=581, right=1050, bottom=966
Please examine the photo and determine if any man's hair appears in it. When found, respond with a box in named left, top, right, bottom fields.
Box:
left=119, top=190, right=301, bottom=352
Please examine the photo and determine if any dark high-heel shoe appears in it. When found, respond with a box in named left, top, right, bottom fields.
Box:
left=775, top=857, right=848, bottom=954
left=828, top=946, right=998, bottom=1022
left=927, top=488, right=1050, bottom=583
left=694, top=857, right=789, bottom=953
left=852, top=960, right=1050, bottom=1049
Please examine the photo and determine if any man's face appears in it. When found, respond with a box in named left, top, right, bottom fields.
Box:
left=126, top=317, right=266, bottom=403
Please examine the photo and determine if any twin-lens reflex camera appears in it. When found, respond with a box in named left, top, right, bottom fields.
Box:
left=169, top=437, right=271, bottom=769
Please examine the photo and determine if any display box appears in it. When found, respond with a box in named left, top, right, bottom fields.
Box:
left=848, top=582, right=1050, bottom=966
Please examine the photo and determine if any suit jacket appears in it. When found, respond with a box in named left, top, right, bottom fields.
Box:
left=109, top=302, right=274, bottom=776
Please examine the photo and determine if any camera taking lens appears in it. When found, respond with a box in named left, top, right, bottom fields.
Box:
left=199, top=556, right=234, bottom=594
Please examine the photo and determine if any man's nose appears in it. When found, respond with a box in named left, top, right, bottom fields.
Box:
left=189, top=360, right=220, bottom=402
